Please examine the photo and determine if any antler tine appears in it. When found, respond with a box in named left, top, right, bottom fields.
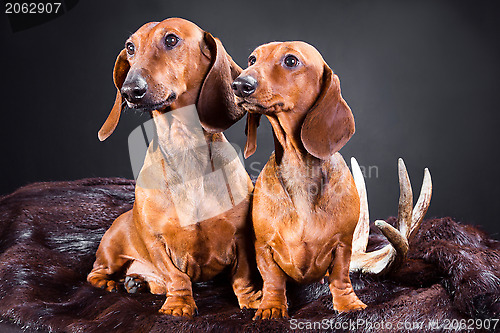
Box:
left=410, top=168, right=432, bottom=237
left=374, top=219, right=409, bottom=266
left=351, top=246, right=395, bottom=274
left=373, top=159, right=413, bottom=268
left=349, top=158, right=432, bottom=276
left=397, top=158, right=413, bottom=238
left=351, top=157, right=370, bottom=254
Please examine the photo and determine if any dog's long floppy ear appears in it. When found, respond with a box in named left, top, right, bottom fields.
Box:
left=244, top=113, right=262, bottom=158
left=301, top=64, right=355, bottom=159
left=98, top=49, right=130, bottom=141
left=197, top=32, right=245, bottom=133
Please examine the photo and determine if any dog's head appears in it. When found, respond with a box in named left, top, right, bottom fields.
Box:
left=98, top=17, right=244, bottom=141
left=234, top=41, right=354, bottom=159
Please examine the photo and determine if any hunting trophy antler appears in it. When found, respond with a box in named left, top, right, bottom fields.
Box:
left=350, top=158, right=432, bottom=275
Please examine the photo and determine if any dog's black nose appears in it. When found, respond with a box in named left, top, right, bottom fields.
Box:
left=232, top=75, right=257, bottom=98
left=121, top=75, right=148, bottom=103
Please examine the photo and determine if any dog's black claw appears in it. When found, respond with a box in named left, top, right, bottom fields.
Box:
left=124, top=275, right=146, bottom=294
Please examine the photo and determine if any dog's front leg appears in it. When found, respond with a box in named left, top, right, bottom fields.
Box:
left=161, top=259, right=197, bottom=318
left=142, top=239, right=197, bottom=318
left=328, top=240, right=366, bottom=312
left=253, top=244, right=288, bottom=320
left=230, top=237, right=262, bottom=309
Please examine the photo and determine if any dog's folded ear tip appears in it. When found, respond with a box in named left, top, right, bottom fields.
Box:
left=98, top=131, right=109, bottom=141
left=244, top=141, right=257, bottom=158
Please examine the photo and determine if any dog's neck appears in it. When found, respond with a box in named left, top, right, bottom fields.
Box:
left=145, top=79, right=217, bottom=185
left=152, top=106, right=209, bottom=151
left=267, top=112, right=320, bottom=168
left=152, top=88, right=213, bottom=150
left=266, top=112, right=325, bottom=202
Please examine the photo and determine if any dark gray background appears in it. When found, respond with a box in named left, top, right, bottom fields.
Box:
left=1, top=0, right=499, bottom=237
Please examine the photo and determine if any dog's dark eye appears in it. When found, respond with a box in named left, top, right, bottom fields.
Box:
left=248, top=55, right=256, bottom=66
left=126, top=42, right=135, bottom=56
left=284, top=55, right=299, bottom=68
left=165, top=34, right=179, bottom=48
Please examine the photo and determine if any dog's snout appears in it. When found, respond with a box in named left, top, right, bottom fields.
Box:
left=232, top=75, right=257, bottom=98
left=121, top=75, right=148, bottom=103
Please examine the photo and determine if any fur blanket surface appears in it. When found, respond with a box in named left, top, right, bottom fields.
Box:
left=0, top=178, right=498, bottom=332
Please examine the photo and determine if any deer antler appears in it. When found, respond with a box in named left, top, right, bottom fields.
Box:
left=349, top=158, right=432, bottom=275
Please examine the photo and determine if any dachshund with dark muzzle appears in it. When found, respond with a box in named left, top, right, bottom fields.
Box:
left=232, top=41, right=366, bottom=319
left=87, top=18, right=261, bottom=318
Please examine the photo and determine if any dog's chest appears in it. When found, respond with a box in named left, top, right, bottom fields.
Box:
left=275, top=155, right=341, bottom=220
left=259, top=153, right=350, bottom=241
left=162, top=219, right=238, bottom=281
left=270, top=221, right=336, bottom=281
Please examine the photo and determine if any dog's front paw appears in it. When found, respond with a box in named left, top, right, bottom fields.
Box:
left=332, top=289, right=367, bottom=312
left=238, top=289, right=262, bottom=309
left=104, top=280, right=119, bottom=292
left=88, top=275, right=119, bottom=292
left=159, top=295, right=198, bottom=318
left=253, top=299, right=288, bottom=320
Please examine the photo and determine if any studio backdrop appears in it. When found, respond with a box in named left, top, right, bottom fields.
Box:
left=1, top=0, right=499, bottom=237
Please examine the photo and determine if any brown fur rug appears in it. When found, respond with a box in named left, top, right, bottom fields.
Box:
left=0, top=178, right=498, bottom=332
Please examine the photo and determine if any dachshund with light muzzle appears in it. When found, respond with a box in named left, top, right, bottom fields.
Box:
left=232, top=41, right=366, bottom=319
left=87, top=18, right=261, bottom=318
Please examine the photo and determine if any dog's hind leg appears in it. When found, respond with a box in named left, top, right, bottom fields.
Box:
left=87, top=210, right=134, bottom=292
